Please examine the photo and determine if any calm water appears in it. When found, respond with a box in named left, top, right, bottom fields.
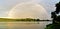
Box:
left=0, top=21, right=52, bottom=29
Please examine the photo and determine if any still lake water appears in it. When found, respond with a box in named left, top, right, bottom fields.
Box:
left=0, top=21, right=52, bottom=29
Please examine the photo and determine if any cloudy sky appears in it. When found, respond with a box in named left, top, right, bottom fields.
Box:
left=0, top=0, right=60, bottom=18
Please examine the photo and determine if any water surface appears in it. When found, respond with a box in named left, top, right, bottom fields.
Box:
left=0, top=21, right=52, bottom=29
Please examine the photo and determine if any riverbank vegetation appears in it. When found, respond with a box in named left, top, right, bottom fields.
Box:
left=0, top=18, right=51, bottom=22
left=45, top=24, right=60, bottom=29
left=45, top=2, right=60, bottom=29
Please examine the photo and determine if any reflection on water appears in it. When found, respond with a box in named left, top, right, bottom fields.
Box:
left=0, top=21, right=52, bottom=29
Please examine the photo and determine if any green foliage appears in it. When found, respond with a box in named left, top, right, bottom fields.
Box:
left=0, top=18, right=40, bottom=22
left=45, top=24, right=60, bottom=29
left=45, top=2, right=60, bottom=29
left=0, top=18, right=50, bottom=22
left=15, top=18, right=40, bottom=21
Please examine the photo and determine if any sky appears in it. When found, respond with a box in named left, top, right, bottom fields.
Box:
left=8, top=3, right=49, bottom=20
left=0, top=0, right=60, bottom=19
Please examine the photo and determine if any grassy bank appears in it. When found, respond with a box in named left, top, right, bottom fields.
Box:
left=45, top=24, right=60, bottom=29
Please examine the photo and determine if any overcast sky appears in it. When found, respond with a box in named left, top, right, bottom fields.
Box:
left=0, top=0, right=60, bottom=17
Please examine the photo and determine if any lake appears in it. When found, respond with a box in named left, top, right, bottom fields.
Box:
left=0, top=21, right=52, bottom=29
